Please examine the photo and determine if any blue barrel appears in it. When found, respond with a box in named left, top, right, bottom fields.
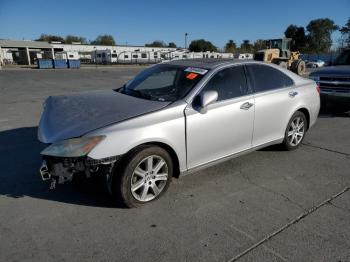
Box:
left=37, top=59, right=53, bottom=69
left=68, top=59, right=81, bottom=69
left=53, top=59, right=67, bottom=69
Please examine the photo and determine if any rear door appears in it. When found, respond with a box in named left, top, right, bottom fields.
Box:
left=185, top=65, right=255, bottom=169
left=246, top=64, right=296, bottom=147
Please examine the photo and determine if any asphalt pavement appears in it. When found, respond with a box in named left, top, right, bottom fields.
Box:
left=0, top=67, right=349, bottom=262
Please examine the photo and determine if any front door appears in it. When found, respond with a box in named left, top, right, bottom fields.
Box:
left=185, top=65, right=255, bottom=169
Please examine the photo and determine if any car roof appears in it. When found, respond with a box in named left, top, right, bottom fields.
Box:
left=163, top=58, right=256, bottom=69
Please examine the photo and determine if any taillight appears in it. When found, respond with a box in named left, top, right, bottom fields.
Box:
left=316, top=84, right=320, bottom=94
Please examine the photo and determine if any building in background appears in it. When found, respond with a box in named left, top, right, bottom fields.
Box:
left=0, top=39, right=234, bottom=66
left=0, top=40, right=54, bottom=65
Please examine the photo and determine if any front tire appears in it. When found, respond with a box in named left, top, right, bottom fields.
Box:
left=112, top=145, right=173, bottom=208
left=282, top=111, right=307, bottom=151
left=291, top=59, right=306, bottom=75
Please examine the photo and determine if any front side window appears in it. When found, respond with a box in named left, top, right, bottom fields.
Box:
left=247, top=64, right=294, bottom=92
left=200, top=66, right=249, bottom=102
left=334, top=49, right=350, bottom=65
left=118, top=64, right=206, bottom=102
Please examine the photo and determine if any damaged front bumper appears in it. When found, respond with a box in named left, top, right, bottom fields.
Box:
left=39, top=155, right=119, bottom=189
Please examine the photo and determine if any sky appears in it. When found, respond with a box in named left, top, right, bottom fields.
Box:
left=0, top=0, right=349, bottom=49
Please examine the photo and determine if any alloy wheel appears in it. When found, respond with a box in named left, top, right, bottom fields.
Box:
left=130, top=155, right=168, bottom=202
left=287, top=116, right=305, bottom=146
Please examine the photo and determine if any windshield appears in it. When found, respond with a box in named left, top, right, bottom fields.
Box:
left=117, top=64, right=207, bottom=102
left=334, top=50, right=350, bottom=65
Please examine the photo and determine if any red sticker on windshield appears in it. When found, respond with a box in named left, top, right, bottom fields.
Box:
left=186, top=72, right=199, bottom=80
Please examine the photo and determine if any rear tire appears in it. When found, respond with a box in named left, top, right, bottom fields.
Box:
left=111, top=145, right=173, bottom=208
left=282, top=111, right=307, bottom=151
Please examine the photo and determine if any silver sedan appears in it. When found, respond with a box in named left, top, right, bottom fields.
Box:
left=38, top=59, right=320, bottom=207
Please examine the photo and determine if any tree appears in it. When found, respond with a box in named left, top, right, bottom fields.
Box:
left=65, top=35, right=87, bottom=44
left=306, top=18, right=338, bottom=53
left=145, top=40, right=166, bottom=47
left=239, top=40, right=254, bottom=53
left=189, top=39, right=217, bottom=52
left=253, top=39, right=266, bottom=51
left=36, top=34, right=65, bottom=43
left=284, top=25, right=307, bottom=52
left=91, top=35, right=116, bottom=45
left=224, top=40, right=237, bottom=53
left=168, top=42, right=177, bottom=48
left=339, top=18, right=350, bottom=48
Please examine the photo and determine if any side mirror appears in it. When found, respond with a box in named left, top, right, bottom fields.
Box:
left=199, top=90, right=218, bottom=114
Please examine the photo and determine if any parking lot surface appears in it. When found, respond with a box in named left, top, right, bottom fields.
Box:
left=0, top=67, right=349, bottom=262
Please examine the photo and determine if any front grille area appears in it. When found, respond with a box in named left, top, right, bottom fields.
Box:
left=319, top=76, right=350, bottom=91
left=320, top=76, right=350, bottom=82
left=320, top=87, right=350, bottom=93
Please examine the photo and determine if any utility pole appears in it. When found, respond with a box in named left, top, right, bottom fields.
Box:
left=185, top=33, right=188, bottom=50
left=0, top=48, right=2, bottom=69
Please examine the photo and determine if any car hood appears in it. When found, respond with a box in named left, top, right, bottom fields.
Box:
left=310, top=65, right=350, bottom=77
left=38, top=90, right=170, bottom=143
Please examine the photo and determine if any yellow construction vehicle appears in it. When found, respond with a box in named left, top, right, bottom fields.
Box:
left=254, top=38, right=305, bottom=75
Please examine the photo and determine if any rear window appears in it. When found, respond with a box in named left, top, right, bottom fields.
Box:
left=247, top=64, right=294, bottom=92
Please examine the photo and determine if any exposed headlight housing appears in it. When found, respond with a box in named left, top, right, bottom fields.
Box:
left=41, top=136, right=105, bottom=157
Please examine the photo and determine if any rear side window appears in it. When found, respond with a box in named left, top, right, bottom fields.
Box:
left=247, top=64, right=294, bottom=92
left=201, top=66, right=249, bottom=101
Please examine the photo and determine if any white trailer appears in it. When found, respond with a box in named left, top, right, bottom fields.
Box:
left=234, top=53, right=253, bottom=59
left=93, top=50, right=118, bottom=64
left=92, top=50, right=162, bottom=64
left=220, top=53, right=234, bottom=59
left=55, top=51, right=79, bottom=60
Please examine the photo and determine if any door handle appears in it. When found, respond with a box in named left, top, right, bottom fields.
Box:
left=240, top=102, right=254, bottom=110
left=289, top=91, right=298, bottom=97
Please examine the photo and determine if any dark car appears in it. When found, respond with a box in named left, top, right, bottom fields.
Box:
left=309, top=49, right=350, bottom=110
